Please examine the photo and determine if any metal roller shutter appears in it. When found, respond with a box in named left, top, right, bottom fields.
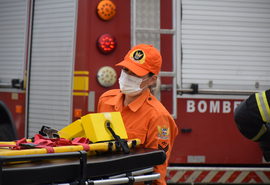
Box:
left=27, top=0, right=77, bottom=137
left=0, top=0, right=29, bottom=86
left=181, top=0, right=270, bottom=91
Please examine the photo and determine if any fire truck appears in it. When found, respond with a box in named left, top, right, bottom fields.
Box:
left=0, top=0, right=270, bottom=184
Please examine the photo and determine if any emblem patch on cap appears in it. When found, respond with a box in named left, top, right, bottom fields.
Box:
left=129, top=49, right=146, bottom=64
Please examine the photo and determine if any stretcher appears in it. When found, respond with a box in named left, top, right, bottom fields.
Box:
left=0, top=138, right=140, bottom=157
left=0, top=147, right=166, bottom=185
left=0, top=112, right=167, bottom=185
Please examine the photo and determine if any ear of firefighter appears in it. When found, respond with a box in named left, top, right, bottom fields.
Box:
left=58, top=112, right=128, bottom=143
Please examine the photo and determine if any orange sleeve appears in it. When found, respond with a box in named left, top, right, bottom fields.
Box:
left=97, top=97, right=102, bottom=113
left=97, top=91, right=108, bottom=113
left=144, top=113, right=178, bottom=185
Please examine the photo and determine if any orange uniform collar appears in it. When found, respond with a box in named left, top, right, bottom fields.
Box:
left=105, top=89, right=150, bottom=112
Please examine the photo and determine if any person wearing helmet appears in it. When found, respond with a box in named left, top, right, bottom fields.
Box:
left=234, top=89, right=270, bottom=161
left=98, top=44, right=178, bottom=185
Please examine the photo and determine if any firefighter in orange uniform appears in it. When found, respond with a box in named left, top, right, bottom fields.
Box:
left=98, top=44, right=178, bottom=185
left=234, top=89, right=270, bottom=161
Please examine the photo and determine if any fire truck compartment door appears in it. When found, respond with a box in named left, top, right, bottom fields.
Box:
left=26, top=0, right=78, bottom=137
left=0, top=0, right=29, bottom=88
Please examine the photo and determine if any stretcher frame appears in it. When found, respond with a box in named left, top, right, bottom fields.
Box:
left=1, top=147, right=166, bottom=185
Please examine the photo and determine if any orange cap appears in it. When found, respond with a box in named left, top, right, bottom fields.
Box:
left=116, top=44, right=162, bottom=76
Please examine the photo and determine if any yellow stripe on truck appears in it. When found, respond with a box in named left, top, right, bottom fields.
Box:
left=73, top=76, right=89, bottom=91
left=74, top=71, right=89, bottom=75
left=73, top=92, right=88, bottom=96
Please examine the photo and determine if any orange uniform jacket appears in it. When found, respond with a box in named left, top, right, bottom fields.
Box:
left=98, top=89, right=178, bottom=185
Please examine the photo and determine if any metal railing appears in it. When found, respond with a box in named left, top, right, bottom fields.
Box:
left=177, top=89, right=259, bottom=95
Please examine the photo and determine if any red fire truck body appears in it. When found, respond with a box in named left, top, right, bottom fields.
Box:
left=1, top=0, right=270, bottom=184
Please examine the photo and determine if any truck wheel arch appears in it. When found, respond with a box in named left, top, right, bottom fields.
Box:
left=0, top=100, right=18, bottom=141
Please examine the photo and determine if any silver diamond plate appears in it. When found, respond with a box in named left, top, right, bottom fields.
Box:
left=135, top=0, right=160, bottom=51
left=136, top=33, right=160, bottom=51
left=136, top=0, right=160, bottom=29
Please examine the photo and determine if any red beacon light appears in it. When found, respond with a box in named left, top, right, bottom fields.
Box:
left=97, top=33, right=117, bottom=54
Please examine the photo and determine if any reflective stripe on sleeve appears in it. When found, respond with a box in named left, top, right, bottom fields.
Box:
left=251, top=124, right=267, bottom=141
left=255, top=92, right=270, bottom=123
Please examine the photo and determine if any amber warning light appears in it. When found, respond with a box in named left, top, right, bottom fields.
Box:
left=97, top=33, right=117, bottom=54
left=97, top=0, right=116, bottom=21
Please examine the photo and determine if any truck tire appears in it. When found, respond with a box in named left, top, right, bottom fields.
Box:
left=0, top=123, right=15, bottom=141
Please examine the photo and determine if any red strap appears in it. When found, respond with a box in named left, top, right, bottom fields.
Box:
left=2, top=134, right=90, bottom=153
left=33, top=138, right=55, bottom=153
left=56, top=138, right=72, bottom=146
left=72, top=137, right=90, bottom=152
left=0, top=144, right=16, bottom=148
left=0, top=138, right=32, bottom=150
left=12, top=138, right=28, bottom=150
left=34, top=134, right=59, bottom=143
left=35, top=145, right=54, bottom=153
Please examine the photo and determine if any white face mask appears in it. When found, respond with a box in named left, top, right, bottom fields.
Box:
left=119, top=69, right=149, bottom=96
